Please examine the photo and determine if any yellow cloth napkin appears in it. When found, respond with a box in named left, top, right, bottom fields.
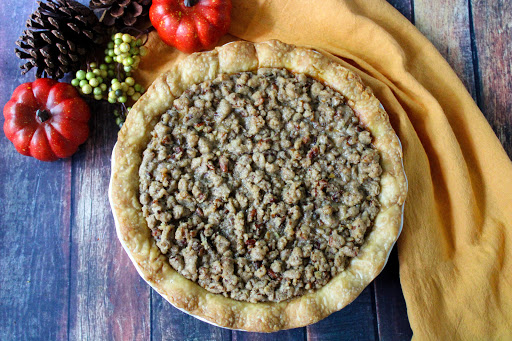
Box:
left=134, top=0, right=512, bottom=338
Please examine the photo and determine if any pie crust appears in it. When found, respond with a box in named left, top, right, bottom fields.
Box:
left=109, top=40, right=407, bottom=331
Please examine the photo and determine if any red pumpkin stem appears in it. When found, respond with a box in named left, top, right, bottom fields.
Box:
left=184, top=0, right=198, bottom=7
left=36, top=109, right=51, bottom=123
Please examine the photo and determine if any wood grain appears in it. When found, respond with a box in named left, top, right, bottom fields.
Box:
left=0, top=2, right=71, bottom=340
left=387, top=0, right=414, bottom=23
left=373, top=248, right=412, bottom=341
left=232, top=326, right=305, bottom=340
left=306, top=286, right=378, bottom=341
left=414, top=0, right=477, bottom=99
left=471, top=0, right=512, bottom=157
left=0, top=149, right=72, bottom=340
left=67, top=101, right=151, bottom=341
left=151, top=290, right=232, bottom=341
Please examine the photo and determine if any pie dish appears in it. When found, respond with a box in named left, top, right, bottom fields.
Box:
left=109, top=40, right=407, bottom=331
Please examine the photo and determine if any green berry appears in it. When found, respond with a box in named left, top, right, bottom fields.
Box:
left=105, top=56, right=113, bottom=64
left=131, top=93, right=141, bottom=101
left=116, top=117, right=122, bottom=126
left=71, top=79, right=80, bottom=87
left=114, top=38, right=123, bottom=45
left=120, top=82, right=129, bottom=92
left=100, top=83, right=108, bottom=92
left=118, top=95, right=127, bottom=103
left=108, top=91, right=116, bottom=98
left=114, top=32, right=123, bottom=40
left=86, top=72, right=95, bottom=80
left=125, top=77, right=135, bottom=86
left=127, top=107, right=132, bottom=112
left=79, top=79, right=88, bottom=87
left=99, top=63, right=108, bottom=71
left=134, top=84, right=142, bottom=92
left=123, top=57, right=134, bottom=66
left=108, top=97, right=116, bottom=104
left=111, top=78, right=119, bottom=84
left=127, top=87, right=135, bottom=96
left=94, top=94, right=103, bottom=101
left=112, top=83, right=121, bottom=91
left=130, top=47, right=139, bottom=55
left=123, top=66, right=132, bottom=73
left=140, top=46, right=148, bottom=56
left=100, top=70, right=108, bottom=78
left=136, top=39, right=142, bottom=46
left=122, top=33, right=132, bottom=43
left=76, top=70, right=86, bottom=80
left=107, top=42, right=115, bottom=49
left=114, top=47, right=121, bottom=55
left=90, top=62, right=97, bottom=69
left=93, top=69, right=101, bottom=76
left=96, top=77, right=103, bottom=84
left=119, top=42, right=130, bottom=53
left=89, top=78, right=100, bottom=87
left=93, top=87, right=102, bottom=96
left=107, top=70, right=115, bottom=78
left=115, top=89, right=124, bottom=97
left=82, top=84, right=93, bottom=95
left=107, top=49, right=115, bottom=57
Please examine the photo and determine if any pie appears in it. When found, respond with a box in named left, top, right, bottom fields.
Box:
left=109, top=40, right=407, bottom=331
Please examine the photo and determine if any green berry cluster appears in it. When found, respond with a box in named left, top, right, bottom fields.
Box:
left=106, top=32, right=148, bottom=74
left=70, top=32, right=149, bottom=127
left=71, top=63, right=114, bottom=100
left=107, top=77, right=144, bottom=105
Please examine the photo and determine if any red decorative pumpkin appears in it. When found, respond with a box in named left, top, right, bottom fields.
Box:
left=150, top=0, right=232, bottom=53
left=3, top=78, right=90, bottom=162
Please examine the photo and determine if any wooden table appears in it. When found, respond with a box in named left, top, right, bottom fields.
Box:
left=0, top=0, right=509, bottom=339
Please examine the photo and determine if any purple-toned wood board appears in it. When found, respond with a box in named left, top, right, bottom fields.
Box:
left=1, top=0, right=510, bottom=339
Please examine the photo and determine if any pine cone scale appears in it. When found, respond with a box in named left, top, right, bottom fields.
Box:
left=90, top=0, right=151, bottom=28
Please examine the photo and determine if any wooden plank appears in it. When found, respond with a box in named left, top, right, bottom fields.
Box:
left=387, top=0, right=414, bottom=22
left=232, top=327, right=305, bottom=340
left=413, top=0, right=477, bottom=99
left=0, top=1, right=71, bottom=339
left=67, top=101, right=151, bottom=340
left=470, top=0, right=512, bottom=157
left=0, top=148, right=72, bottom=340
left=373, top=247, right=412, bottom=340
left=151, top=290, right=232, bottom=340
left=306, top=286, right=378, bottom=341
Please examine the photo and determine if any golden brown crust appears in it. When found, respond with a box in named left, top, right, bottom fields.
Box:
left=109, top=40, right=407, bottom=332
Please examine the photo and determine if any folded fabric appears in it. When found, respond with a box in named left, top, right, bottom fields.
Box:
left=133, top=0, right=512, bottom=338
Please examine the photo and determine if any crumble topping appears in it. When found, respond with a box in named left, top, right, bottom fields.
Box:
left=139, top=68, right=382, bottom=303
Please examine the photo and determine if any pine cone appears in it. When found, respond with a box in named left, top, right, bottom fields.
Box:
left=90, top=0, right=151, bottom=27
left=15, top=0, right=106, bottom=79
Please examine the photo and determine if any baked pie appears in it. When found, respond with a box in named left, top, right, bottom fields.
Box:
left=109, top=40, right=407, bottom=331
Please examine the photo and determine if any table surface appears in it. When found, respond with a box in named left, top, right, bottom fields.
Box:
left=1, top=0, right=510, bottom=340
